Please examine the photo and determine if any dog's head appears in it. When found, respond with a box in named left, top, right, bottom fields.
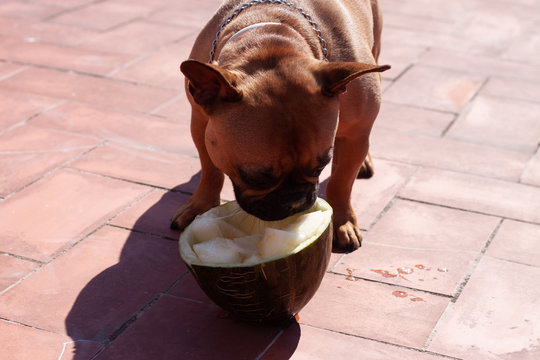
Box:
left=181, top=58, right=389, bottom=220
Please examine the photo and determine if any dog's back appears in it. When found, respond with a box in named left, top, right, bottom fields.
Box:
left=189, top=0, right=381, bottom=64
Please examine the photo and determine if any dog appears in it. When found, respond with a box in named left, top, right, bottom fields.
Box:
left=171, top=0, right=390, bottom=251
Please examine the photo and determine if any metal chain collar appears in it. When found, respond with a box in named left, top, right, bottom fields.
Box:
left=209, top=0, right=329, bottom=63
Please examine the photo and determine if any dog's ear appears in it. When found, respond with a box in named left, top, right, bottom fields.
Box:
left=315, top=62, right=391, bottom=97
left=180, top=60, right=243, bottom=106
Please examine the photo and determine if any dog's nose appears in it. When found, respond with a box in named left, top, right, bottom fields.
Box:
left=234, top=182, right=317, bottom=221
left=282, top=191, right=307, bottom=207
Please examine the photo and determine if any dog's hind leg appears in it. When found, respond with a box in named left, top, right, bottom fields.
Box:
left=357, top=152, right=375, bottom=179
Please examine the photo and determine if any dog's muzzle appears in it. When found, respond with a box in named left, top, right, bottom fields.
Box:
left=233, top=181, right=318, bottom=221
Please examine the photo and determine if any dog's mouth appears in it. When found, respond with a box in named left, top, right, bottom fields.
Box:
left=233, top=182, right=318, bottom=221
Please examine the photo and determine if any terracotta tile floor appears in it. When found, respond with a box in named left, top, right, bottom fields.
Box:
left=1, top=0, right=539, bottom=359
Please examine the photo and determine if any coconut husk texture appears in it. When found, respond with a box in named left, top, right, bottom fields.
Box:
left=186, top=222, right=332, bottom=323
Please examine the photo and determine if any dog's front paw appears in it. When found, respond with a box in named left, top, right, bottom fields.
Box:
left=170, top=197, right=219, bottom=231
left=333, top=220, right=363, bottom=253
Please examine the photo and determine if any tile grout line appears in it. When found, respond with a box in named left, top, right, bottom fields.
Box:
left=0, top=64, right=28, bottom=82
left=451, top=218, right=504, bottom=300
left=91, top=293, right=166, bottom=358
left=0, top=60, right=183, bottom=92
left=68, top=224, right=187, bottom=358
left=160, top=272, right=194, bottom=298
left=370, top=153, right=531, bottom=184
left=485, top=255, right=540, bottom=269
left=107, top=223, right=178, bottom=242
left=0, top=262, right=48, bottom=296
left=103, top=186, right=159, bottom=225
left=147, top=92, right=185, bottom=116
left=328, top=165, right=422, bottom=273
left=81, top=8, right=158, bottom=35
left=66, top=167, right=197, bottom=198
left=420, top=300, right=457, bottom=352
left=421, top=217, right=505, bottom=350
left=66, top=159, right=221, bottom=201
left=254, top=328, right=288, bottom=360
left=0, top=317, right=59, bottom=335
left=401, top=46, right=540, bottom=83
left=328, top=270, right=454, bottom=299
left=397, top=195, right=540, bottom=226
left=0, top=99, right=67, bottom=137
left=381, top=62, right=411, bottom=94
left=0, top=66, right=191, bottom=124
left=104, top=53, right=154, bottom=78
left=103, top=27, right=198, bottom=79
left=42, top=0, right=106, bottom=22
left=477, top=91, right=540, bottom=107
left=0, top=252, right=45, bottom=265
left=327, top=253, right=347, bottom=273
left=367, top=165, right=422, bottom=232
left=382, top=99, right=458, bottom=116
left=381, top=46, right=431, bottom=95
left=440, top=75, right=491, bottom=138
left=12, top=211, right=169, bottom=358
left=87, top=11, right=202, bottom=78
left=383, top=12, right=455, bottom=24
left=360, top=239, right=483, bottom=254
left=69, top=165, right=237, bottom=205
left=0, top=140, right=106, bottom=202
left=163, top=294, right=209, bottom=311
left=0, top=145, right=101, bottom=155
left=89, top=7, right=198, bottom=35
left=300, top=323, right=463, bottom=360
left=162, top=294, right=208, bottom=305
left=90, top=272, right=191, bottom=358
left=518, top=143, right=540, bottom=184
left=2, top=182, right=156, bottom=295
left=0, top=252, right=45, bottom=300
left=80, top=193, right=189, bottom=351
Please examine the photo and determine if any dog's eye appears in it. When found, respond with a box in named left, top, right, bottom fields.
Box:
left=308, top=166, right=325, bottom=177
left=237, top=166, right=279, bottom=190
left=308, top=150, right=332, bottom=177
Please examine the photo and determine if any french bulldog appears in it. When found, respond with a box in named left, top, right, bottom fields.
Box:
left=171, top=0, right=390, bottom=251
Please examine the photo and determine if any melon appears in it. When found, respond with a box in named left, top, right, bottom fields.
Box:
left=179, top=197, right=333, bottom=323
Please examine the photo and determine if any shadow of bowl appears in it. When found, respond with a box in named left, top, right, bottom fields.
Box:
left=64, top=172, right=301, bottom=359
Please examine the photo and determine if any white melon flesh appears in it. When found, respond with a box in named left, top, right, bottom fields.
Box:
left=192, top=237, right=242, bottom=264
left=258, top=228, right=305, bottom=259
left=233, top=235, right=262, bottom=256
left=284, top=211, right=325, bottom=237
left=190, top=218, right=224, bottom=242
left=220, top=220, right=248, bottom=238
left=180, top=198, right=332, bottom=266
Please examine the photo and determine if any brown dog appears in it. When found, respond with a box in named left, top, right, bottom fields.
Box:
left=171, top=0, right=390, bottom=251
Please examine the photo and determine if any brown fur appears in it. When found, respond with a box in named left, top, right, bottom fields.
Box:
left=172, top=0, right=390, bottom=251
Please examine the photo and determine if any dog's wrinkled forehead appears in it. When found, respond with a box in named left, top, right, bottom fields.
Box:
left=235, top=144, right=333, bottom=184
left=242, top=63, right=322, bottom=104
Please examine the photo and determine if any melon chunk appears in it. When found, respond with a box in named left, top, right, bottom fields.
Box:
left=258, top=228, right=305, bottom=259
left=220, top=220, right=248, bottom=238
left=284, top=210, right=325, bottom=236
left=233, top=234, right=262, bottom=256
left=190, top=218, right=224, bottom=242
left=192, top=237, right=241, bottom=264
left=190, top=217, right=246, bottom=242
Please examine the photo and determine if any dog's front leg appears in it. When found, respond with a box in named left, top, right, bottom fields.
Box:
left=325, top=76, right=382, bottom=251
left=171, top=107, right=224, bottom=230
left=326, top=134, right=369, bottom=252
